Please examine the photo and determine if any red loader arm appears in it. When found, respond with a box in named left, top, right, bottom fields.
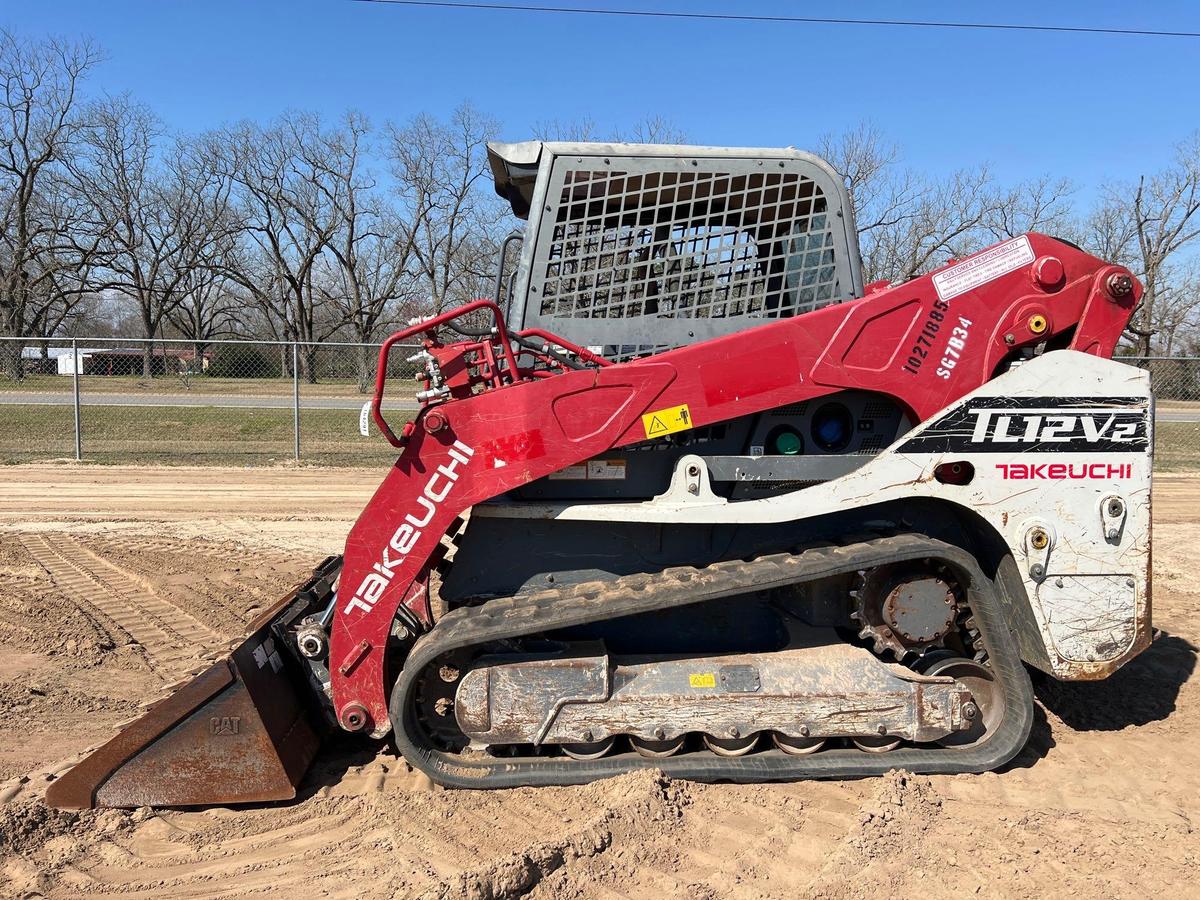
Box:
left=331, top=234, right=1141, bottom=736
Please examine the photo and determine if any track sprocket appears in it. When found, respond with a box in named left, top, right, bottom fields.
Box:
left=851, top=564, right=961, bottom=658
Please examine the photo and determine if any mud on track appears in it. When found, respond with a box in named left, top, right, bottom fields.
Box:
left=1, top=465, right=1198, bottom=898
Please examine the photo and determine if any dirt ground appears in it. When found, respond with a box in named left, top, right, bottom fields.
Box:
left=0, top=464, right=1196, bottom=899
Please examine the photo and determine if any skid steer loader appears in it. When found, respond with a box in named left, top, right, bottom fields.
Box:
left=48, top=142, right=1153, bottom=808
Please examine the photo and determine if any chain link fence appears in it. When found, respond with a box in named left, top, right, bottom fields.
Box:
left=0, top=337, right=420, bottom=466
left=0, top=341, right=1197, bottom=469
left=1128, top=357, right=1200, bottom=472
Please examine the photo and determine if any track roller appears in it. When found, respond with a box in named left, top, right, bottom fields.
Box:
left=852, top=735, right=902, bottom=753
left=772, top=733, right=826, bottom=755
left=631, top=735, right=686, bottom=758
left=703, top=732, right=759, bottom=757
left=921, top=656, right=1002, bottom=748
left=561, top=737, right=616, bottom=760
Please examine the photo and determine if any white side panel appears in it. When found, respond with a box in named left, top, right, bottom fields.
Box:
left=1036, top=574, right=1137, bottom=662
left=475, top=351, right=1154, bottom=680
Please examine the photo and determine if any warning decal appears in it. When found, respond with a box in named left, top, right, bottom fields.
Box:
left=587, top=459, right=626, bottom=480
left=547, top=460, right=628, bottom=480
left=931, top=235, right=1035, bottom=302
left=547, top=463, right=588, bottom=480
left=688, top=673, right=716, bottom=688
left=641, top=403, right=693, bottom=439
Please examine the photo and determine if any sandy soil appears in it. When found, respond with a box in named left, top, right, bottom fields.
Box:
left=0, top=464, right=1197, bottom=898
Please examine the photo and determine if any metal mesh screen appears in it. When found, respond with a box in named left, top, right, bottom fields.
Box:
left=537, top=167, right=838, bottom=324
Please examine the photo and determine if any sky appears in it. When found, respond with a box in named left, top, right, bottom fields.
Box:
left=6, top=1, right=1200, bottom=201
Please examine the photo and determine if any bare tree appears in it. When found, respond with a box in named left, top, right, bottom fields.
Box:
left=532, top=113, right=687, bottom=144
left=320, top=205, right=420, bottom=390
left=818, top=123, right=1072, bottom=286
left=0, top=30, right=105, bottom=378
left=1120, top=135, right=1200, bottom=355
left=618, top=115, right=688, bottom=144
left=311, top=112, right=421, bottom=387
left=984, top=175, right=1075, bottom=241
left=817, top=124, right=908, bottom=237
left=216, top=113, right=367, bottom=381
left=1149, top=263, right=1200, bottom=355
left=530, top=116, right=600, bottom=142
left=389, top=103, right=508, bottom=316
left=166, top=262, right=247, bottom=359
left=868, top=167, right=1002, bottom=282
left=81, top=95, right=234, bottom=375
left=1075, top=193, right=1138, bottom=269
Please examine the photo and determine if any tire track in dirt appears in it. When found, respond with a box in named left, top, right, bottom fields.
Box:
left=64, top=802, right=399, bottom=899
left=513, top=779, right=865, bottom=900
left=37, top=768, right=696, bottom=900
left=673, top=783, right=863, bottom=899
left=91, top=534, right=297, bottom=569
left=78, top=534, right=309, bottom=634
left=19, top=533, right=221, bottom=678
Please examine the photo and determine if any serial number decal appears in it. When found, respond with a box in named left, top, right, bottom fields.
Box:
left=996, top=463, right=1134, bottom=480
left=899, top=397, right=1149, bottom=453
left=936, top=316, right=973, bottom=379
left=902, top=299, right=951, bottom=375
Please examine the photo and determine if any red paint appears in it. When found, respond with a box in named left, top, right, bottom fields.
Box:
left=702, top=342, right=799, bottom=406
left=1033, top=255, right=1065, bottom=290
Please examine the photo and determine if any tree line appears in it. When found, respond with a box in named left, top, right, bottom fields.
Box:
left=2, top=30, right=1199, bottom=384
left=0, top=31, right=506, bottom=381
left=818, top=125, right=1200, bottom=356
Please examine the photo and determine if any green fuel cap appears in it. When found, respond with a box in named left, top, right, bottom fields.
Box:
left=774, top=429, right=803, bottom=455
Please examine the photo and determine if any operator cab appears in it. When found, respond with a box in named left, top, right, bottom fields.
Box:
left=487, top=140, right=865, bottom=359
left=484, top=140, right=900, bottom=503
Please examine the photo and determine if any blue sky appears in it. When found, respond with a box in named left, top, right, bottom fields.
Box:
left=8, top=1, right=1200, bottom=197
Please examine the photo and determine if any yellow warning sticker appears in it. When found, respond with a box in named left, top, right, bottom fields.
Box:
left=688, top=673, right=716, bottom=689
left=642, top=403, right=693, bottom=439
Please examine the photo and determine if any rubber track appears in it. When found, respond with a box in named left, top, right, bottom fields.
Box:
left=390, top=533, right=1035, bottom=788
left=21, top=533, right=221, bottom=677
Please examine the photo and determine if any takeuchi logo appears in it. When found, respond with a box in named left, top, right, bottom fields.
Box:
left=343, top=440, right=474, bottom=616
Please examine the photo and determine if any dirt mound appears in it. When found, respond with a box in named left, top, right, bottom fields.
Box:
left=845, top=769, right=941, bottom=859
left=804, top=771, right=943, bottom=899
left=0, top=800, right=100, bottom=858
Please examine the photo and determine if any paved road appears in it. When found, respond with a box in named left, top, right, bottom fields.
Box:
left=3, top=391, right=1199, bottom=422
left=0, top=391, right=417, bottom=411
left=1154, top=409, right=1200, bottom=423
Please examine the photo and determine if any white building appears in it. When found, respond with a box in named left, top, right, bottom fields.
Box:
left=19, top=346, right=100, bottom=375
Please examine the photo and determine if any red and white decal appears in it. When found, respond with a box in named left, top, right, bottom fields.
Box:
left=342, top=440, right=475, bottom=616
left=932, top=236, right=1035, bottom=302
